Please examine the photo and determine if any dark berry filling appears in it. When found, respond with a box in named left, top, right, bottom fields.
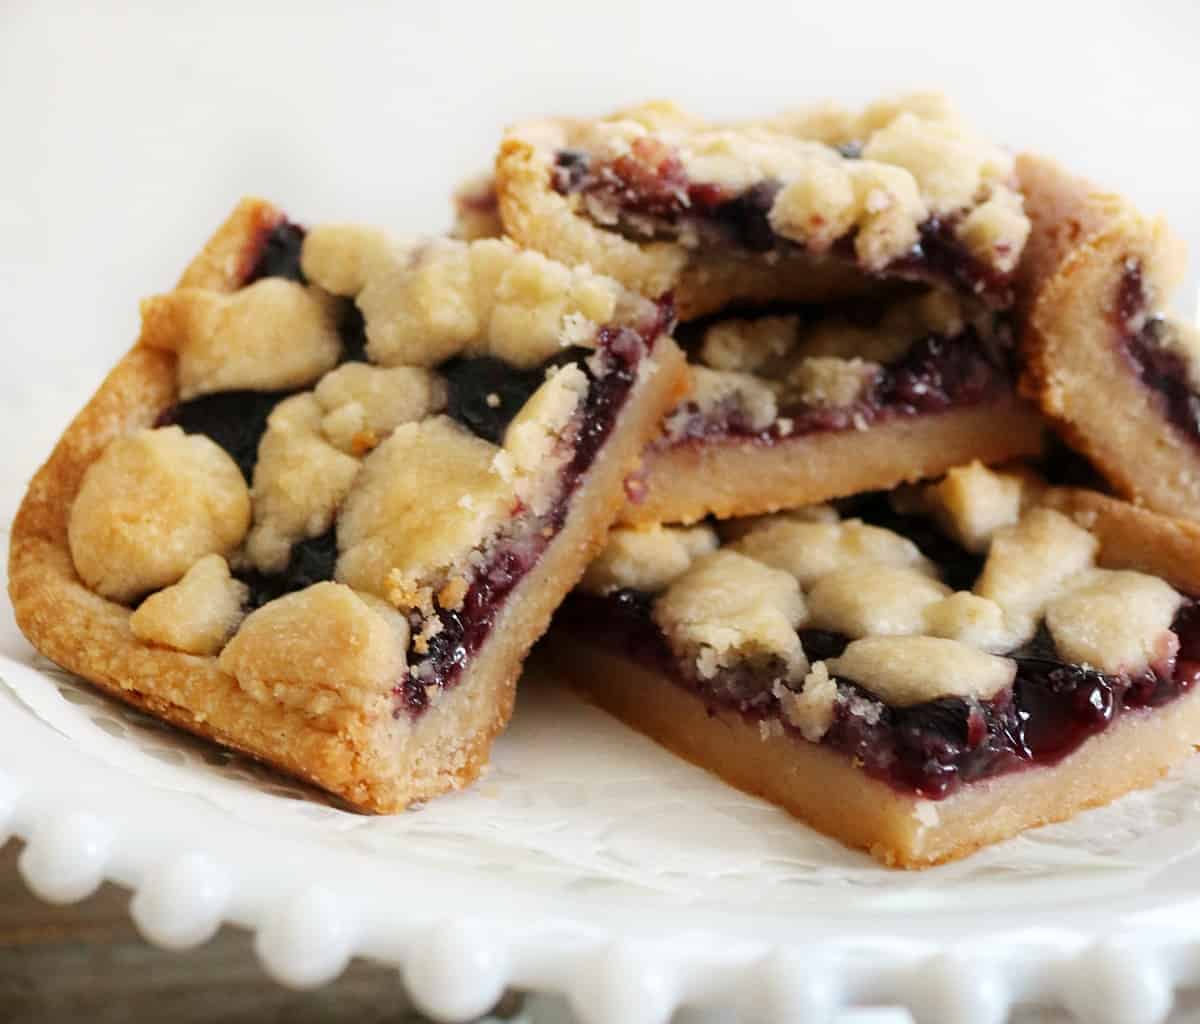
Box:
left=560, top=589, right=1200, bottom=799
left=238, top=528, right=339, bottom=610
left=662, top=318, right=1014, bottom=448
left=159, top=389, right=291, bottom=483
left=244, top=220, right=307, bottom=285
left=396, top=325, right=649, bottom=715
left=1117, top=260, right=1200, bottom=448
left=442, top=348, right=590, bottom=444
left=552, top=147, right=1012, bottom=304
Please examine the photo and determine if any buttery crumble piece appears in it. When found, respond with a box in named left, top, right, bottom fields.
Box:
left=581, top=523, right=719, bottom=594
left=140, top=280, right=342, bottom=399
left=667, top=367, right=778, bottom=435
left=129, top=555, right=248, bottom=656
left=785, top=356, right=879, bottom=409
left=774, top=661, right=838, bottom=741
left=219, top=582, right=407, bottom=722
left=314, top=362, right=447, bottom=454
left=245, top=394, right=361, bottom=574
left=827, top=636, right=1016, bottom=707
left=335, top=416, right=516, bottom=602
left=1045, top=569, right=1182, bottom=675
left=904, top=461, right=1043, bottom=554
left=729, top=516, right=935, bottom=587
left=699, top=315, right=798, bottom=373
left=301, top=231, right=628, bottom=370
left=807, top=565, right=951, bottom=638
left=653, top=550, right=808, bottom=681
left=975, top=507, right=1099, bottom=642
left=68, top=426, right=250, bottom=603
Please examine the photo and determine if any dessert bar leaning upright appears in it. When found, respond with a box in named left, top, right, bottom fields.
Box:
left=547, top=462, right=1200, bottom=866
left=495, top=93, right=1045, bottom=524
left=9, top=199, right=687, bottom=811
left=1018, top=153, right=1200, bottom=521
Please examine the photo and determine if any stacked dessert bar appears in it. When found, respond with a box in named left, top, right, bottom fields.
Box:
left=12, top=92, right=1200, bottom=866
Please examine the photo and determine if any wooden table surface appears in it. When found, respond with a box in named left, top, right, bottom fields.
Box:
left=0, top=839, right=524, bottom=1024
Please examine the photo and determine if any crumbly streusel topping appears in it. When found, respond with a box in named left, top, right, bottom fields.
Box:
left=75, top=224, right=662, bottom=720
left=68, top=426, right=251, bottom=603
left=553, top=92, right=1029, bottom=277
left=666, top=287, right=1002, bottom=438
left=302, top=231, right=637, bottom=369
left=637, top=463, right=1184, bottom=728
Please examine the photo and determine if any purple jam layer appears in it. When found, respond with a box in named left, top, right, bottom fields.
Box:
left=558, top=589, right=1200, bottom=799
left=662, top=319, right=1015, bottom=448
left=552, top=145, right=1012, bottom=304
left=1117, top=261, right=1200, bottom=449
left=396, top=318, right=659, bottom=717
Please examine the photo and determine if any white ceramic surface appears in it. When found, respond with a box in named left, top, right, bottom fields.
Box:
left=4, top=5, right=1200, bottom=1022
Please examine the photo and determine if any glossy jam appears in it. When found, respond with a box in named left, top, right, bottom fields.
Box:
left=399, top=332, right=644, bottom=713
left=559, top=503, right=1200, bottom=799
left=553, top=147, right=1011, bottom=302
left=662, top=321, right=1013, bottom=448
left=1118, top=261, right=1200, bottom=447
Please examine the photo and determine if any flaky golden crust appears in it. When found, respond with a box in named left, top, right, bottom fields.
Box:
left=542, top=632, right=1200, bottom=869
left=620, top=395, right=1044, bottom=526
left=496, top=121, right=877, bottom=321
left=8, top=199, right=690, bottom=811
left=1016, top=154, right=1197, bottom=520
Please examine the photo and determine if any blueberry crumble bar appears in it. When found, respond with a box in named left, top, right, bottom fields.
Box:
left=496, top=93, right=1030, bottom=320
left=621, top=288, right=1043, bottom=524
left=1017, top=154, right=1200, bottom=521
left=8, top=198, right=687, bottom=810
left=545, top=462, right=1200, bottom=866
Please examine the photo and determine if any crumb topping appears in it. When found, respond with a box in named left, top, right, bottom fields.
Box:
left=68, top=427, right=250, bottom=603
left=1045, top=569, right=1182, bottom=676
left=785, top=356, right=879, bottom=409
left=902, top=461, right=1042, bottom=554
left=665, top=367, right=778, bottom=437
left=219, top=582, right=407, bottom=723
left=549, top=92, right=1026, bottom=278
left=729, top=516, right=935, bottom=587
left=335, top=417, right=516, bottom=603
left=129, top=554, right=248, bottom=656
left=581, top=523, right=719, bottom=594
left=699, top=315, right=798, bottom=373
left=807, top=565, right=951, bottom=638
left=503, top=364, right=588, bottom=514
left=774, top=661, right=838, bottom=741
left=245, top=394, right=361, bottom=574
left=140, top=280, right=342, bottom=399
left=653, top=550, right=808, bottom=682
left=975, top=508, right=1099, bottom=643
left=634, top=485, right=1190, bottom=706
left=313, top=362, right=447, bottom=454
left=302, top=231, right=629, bottom=369
left=828, top=637, right=1015, bottom=707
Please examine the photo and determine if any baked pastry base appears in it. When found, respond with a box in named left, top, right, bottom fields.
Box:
left=1017, top=153, right=1198, bottom=520
left=541, top=636, right=1200, bottom=868
left=621, top=394, right=1044, bottom=525
left=8, top=200, right=688, bottom=812
left=498, top=125, right=893, bottom=322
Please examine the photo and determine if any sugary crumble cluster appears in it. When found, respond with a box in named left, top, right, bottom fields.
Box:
left=585, top=462, right=1185, bottom=739
left=70, top=228, right=654, bottom=719
left=540, top=92, right=1029, bottom=275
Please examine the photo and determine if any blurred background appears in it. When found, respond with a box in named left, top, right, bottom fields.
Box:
left=1, top=3, right=1198, bottom=1020
left=2, top=1, right=1198, bottom=523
